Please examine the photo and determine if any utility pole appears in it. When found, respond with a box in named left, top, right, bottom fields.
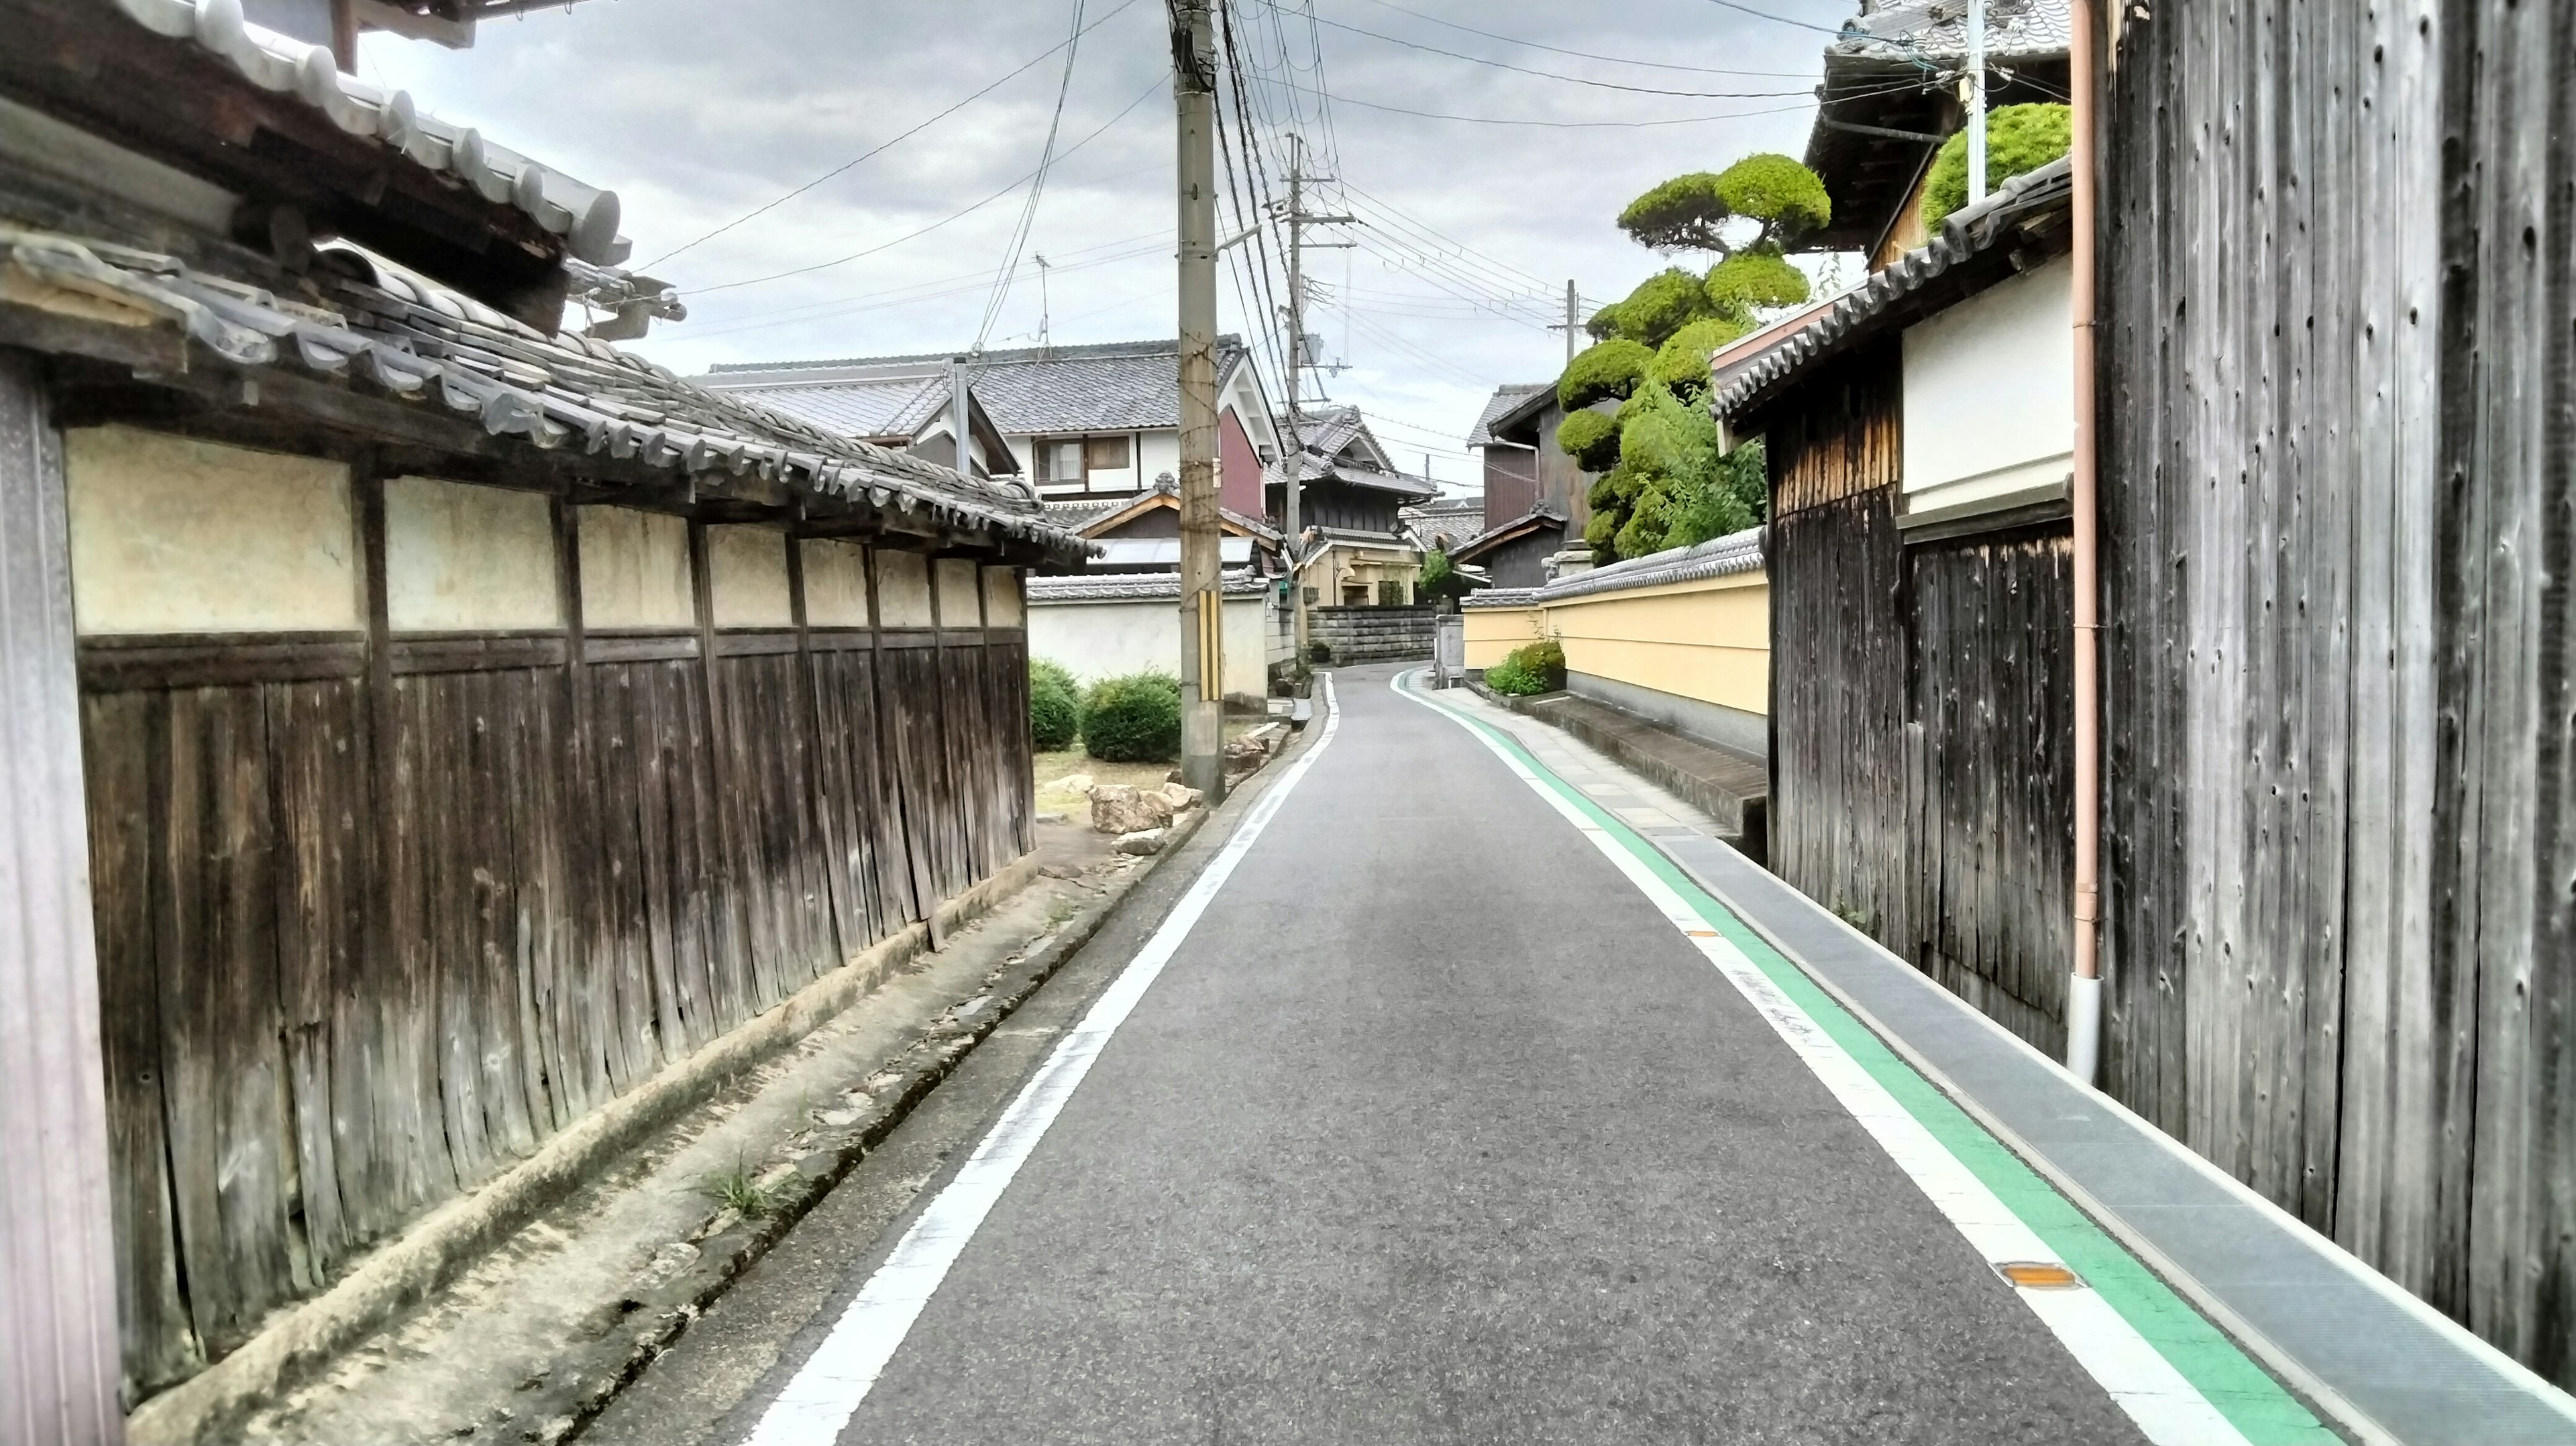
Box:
left=1965, top=0, right=1989, bottom=205
left=1548, top=279, right=1580, bottom=364
left=949, top=355, right=975, bottom=480
left=1171, top=0, right=1224, bottom=800
left=1279, top=133, right=1358, bottom=669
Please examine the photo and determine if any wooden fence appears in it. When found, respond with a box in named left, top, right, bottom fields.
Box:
left=1766, top=343, right=2078, bottom=1057
left=80, top=472, right=1030, bottom=1397
left=2099, top=0, right=2575, bottom=1384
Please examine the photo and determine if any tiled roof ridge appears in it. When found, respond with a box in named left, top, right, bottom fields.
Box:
left=108, top=0, right=627, bottom=264
left=706, top=335, right=1250, bottom=376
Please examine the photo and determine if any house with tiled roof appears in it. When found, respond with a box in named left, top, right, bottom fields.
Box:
left=693, top=359, right=1022, bottom=480
left=1461, top=382, right=1595, bottom=586
left=1271, top=404, right=1436, bottom=607
left=703, top=336, right=1279, bottom=515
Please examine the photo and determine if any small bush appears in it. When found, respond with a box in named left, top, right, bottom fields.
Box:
left=1308, top=640, right=1333, bottom=664
left=1079, top=671, right=1183, bottom=763
left=1922, top=104, right=2071, bottom=230
left=1485, top=637, right=1566, bottom=696
left=1028, top=659, right=1079, bottom=750
left=1603, top=268, right=1715, bottom=348
left=1652, top=315, right=1755, bottom=397
left=1703, top=249, right=1809, bottom=315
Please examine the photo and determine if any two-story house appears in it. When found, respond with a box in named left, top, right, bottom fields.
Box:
left=1458, top=382, right=1591, bottom=587
left=1271, top=405, right=1436, bottom=606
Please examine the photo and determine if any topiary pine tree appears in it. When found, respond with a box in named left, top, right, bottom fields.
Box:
left=1555, top=151, right=1824, bottom=559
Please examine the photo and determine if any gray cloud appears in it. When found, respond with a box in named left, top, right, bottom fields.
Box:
left=364, top=0, right=1843, bottom=483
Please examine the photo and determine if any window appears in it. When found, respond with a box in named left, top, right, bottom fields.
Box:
left=1084, top=434, right=1131, bottom=471
left=1342, top=584, right=1367, bottom=606
left=1377, top=579, right=1409, bottom=607
left=1036, top=439, right=1084, bottom=484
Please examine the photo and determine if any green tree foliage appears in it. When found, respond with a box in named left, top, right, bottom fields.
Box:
left=1580, top=380, right=1770, bottom=562
left=1652, top=315, right=1754, bottom=396
left=1616, top=154, right=1832, bottom=255
left=1921, top=103, right=2071, bottom=230
left=1554, top=408, right=1622, bottom=472
left=1416, top=549, right=1480, bottom=606
left=1557, top=339, right=1652, bottom=412
left=1704, top=250, right=1810, bottom=315
left=1028, top=658, right=1079, bottom=750
left=1078, top=671, right=1182, bottom=762
left=1604, top=268, right=1715, bottom=348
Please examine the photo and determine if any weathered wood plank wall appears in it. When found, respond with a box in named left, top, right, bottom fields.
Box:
left=77, top=465, right=1031, bottom=1400
left=2100, top=0, right=2576, bottom=1385
left=1767, top=341, right=2078, bottom=1058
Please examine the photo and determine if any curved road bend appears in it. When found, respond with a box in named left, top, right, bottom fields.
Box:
left=616, top=662, right=2282, bottom=1445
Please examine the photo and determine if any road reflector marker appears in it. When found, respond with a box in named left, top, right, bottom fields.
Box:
left=1998, top=1261, right=2086, bottom=1290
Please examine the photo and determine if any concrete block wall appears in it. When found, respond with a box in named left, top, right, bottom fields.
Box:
left=1309, top=605, right=1435, bottom=663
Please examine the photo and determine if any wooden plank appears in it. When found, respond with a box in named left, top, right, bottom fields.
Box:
left=266, top=678, right=365, bottom=1280
left=82, top=688, right=201, bottom=1392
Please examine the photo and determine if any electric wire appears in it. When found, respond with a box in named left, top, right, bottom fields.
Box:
left=971, top=0, right=1090, bottom=351
left=635, top=0, right=1142, bottom=273
left=1298, top=11, right=1821, bottom=99
left=1344, top=0, right=1813, bottom=78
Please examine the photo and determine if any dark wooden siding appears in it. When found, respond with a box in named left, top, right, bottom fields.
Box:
left=1766, top=337, right=2076, bottom=1056
left=2100, top=0, right=2576, bottom=1384
left=82, top=495, right=1031, bottom=1399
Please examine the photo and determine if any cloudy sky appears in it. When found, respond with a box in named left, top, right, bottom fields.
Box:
left=361, top=0, right=1855, bottom=492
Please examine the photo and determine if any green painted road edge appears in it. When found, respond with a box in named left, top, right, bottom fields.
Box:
left=1403, top=675, right=2336, bottom=1445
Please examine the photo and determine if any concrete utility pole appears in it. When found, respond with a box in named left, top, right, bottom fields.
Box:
left=1279, top=134, right=1358, bottom=669
left=1550, top=279, right=1580, bottom=364
left=1965, top=0, right=1990, bottom=205
left=1171, top=0, right=1224, bottom=799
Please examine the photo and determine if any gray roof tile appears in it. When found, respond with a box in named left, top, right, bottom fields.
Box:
left=706, top=336, right=1250, bottom=435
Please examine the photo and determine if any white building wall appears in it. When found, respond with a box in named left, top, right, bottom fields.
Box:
left=1027, top=595, right=1270, bottom=702
left=1900, top=256, right=2075, bottom=514
left=1135, top=429, right=1182, bottom=488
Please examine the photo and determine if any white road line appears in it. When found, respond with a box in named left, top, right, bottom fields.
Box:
left=1393, top=674, right=2250, bottom=1446
left=741, top=675, right=1344, bottom=1446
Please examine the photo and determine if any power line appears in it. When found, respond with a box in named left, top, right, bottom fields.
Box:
left=1299, top=11, right=1821, bottom=99
left=682, top=80, right=1162, bottom=298
left=972, top=0, right=1091, bottom=351
left=678, top=237, right=1172, bottom=341
left=1262, top=73, right=1928, bottom=128
left=1345, top=0, right=1815, bottom=78
left=637, top=0, right=1142, bottom=273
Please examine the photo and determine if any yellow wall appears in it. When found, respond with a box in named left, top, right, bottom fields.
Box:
left=1543, top=571, right=1769, bottom=716
left=1468, top=569, right=1770, bottom=716
left=1464, top=604, right=1540, bottom=667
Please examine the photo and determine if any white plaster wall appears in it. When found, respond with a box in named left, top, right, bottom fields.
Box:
left=981, top=565, right=1024, bottom=628
left=579, top=506, right=694, bottom=628
left=64, top=427, right=358, bottom=634
left=1027, top=596, right=1268, bottom=700
left=875, top=549, right=933, bottom=626
left=1900, top=256, right=2075, bottom=512
left=1135, top=430, right=1181, bottom=488
left=708, top=524, right=793, bottom=627
left=934, top=557, right=983, bottom=627
left=384, top=476, right=560, bottom=632
left=802, top=539, right=871, bottom=627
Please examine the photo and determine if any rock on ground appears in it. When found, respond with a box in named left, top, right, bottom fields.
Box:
left=1091, top=784, right=1175, bottom=834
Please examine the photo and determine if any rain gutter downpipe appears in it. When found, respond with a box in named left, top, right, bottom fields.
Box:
left=2066, top=0, right=2104, bottom=1087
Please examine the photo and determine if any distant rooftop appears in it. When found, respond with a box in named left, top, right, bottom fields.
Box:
left=705, top=337, right=1252, bottom=437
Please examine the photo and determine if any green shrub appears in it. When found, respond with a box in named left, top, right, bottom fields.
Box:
left=1558, top=339, right=1653, bottom=412
left=1486, top=637, right=1567, bottom=696
left=1922, top=103, right=2071, bottom=230
left=1078, top=671, right=1182, bottom=762
left=1417, top=549, right=1479, bottom=606
left=1616, top=154, right=1831, bottom=254
left=1555, top=408, right=1621, bottom=472
left=1028, top=659, right=1079, bottom=750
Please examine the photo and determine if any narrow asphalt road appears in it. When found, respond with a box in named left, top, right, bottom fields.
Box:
left=602, top=663, right=2159, bottom=1445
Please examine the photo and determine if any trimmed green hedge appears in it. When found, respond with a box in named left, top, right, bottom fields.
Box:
left=1079, top=671, right=1182, bottom=762
left=1558, top=339, right=1653, bottom=412
left=1555, top=408, right=1622, bottom=472
left=1028, top=659, right=1080, bottom=750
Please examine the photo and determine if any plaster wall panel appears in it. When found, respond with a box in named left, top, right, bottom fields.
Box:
left=384, top=476, right=560, bottom=631
left=578, top=506, right=694, bottom=628
left=874, top=549, right=933, bottom=626
left=802, top=539, right=871, bottom=627
left=707, top=524, right=793, bottom=627
left=981, top=566, right=1024, bottom=628
left=934, top=558, right=983, bottom=628
left=64, top=426, right=357, bottom=634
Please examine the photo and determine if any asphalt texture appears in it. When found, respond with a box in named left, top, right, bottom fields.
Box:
left=615, top=663, right=2153, bottom=1445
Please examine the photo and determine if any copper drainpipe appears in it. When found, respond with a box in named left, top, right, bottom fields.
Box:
left=2065, top=0, right=2103, bottom=1085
